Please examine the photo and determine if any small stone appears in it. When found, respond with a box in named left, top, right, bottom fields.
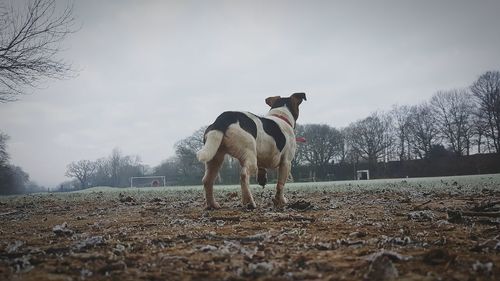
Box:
left=314, top=242, right=333, bottom=250
left=364, top=256, right=398, bottom=281
left=423, top=248, right=454, bottom=265
left=288, top=200, right=314, bottom=211
left=98, top=261, right=127, bottom=273
left=119, top=193, right=135, bottom=203
left=72, top=236, right=104, bottom=251
left=6, top=240, right=24, bottom=253
left=447, top=210, right=464, bottom=223
left=472, top=260, right=493, bottom=274
left=363, top=249, right=412, bottom=262
left=200, top=245, right=218, bottom=252
left=349, top=231, right=367, bottom=238
left=247, top=262, right=273, bottom=276
left=80, top=269, right=93, bottom=278
left=407, top=210, right=435, bottom=221
left=52, top=222, right=74, bottom=236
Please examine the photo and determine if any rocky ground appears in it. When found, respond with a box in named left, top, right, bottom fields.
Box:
left=0, top=176, right=499, bottom=280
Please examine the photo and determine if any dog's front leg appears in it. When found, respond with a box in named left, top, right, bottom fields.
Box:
left=273, top=162, right=290, bottom=209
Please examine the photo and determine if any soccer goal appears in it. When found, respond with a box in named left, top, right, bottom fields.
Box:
left=130, top=176, right=166, bottom=187
left=356, top=170, right=370, bottom=180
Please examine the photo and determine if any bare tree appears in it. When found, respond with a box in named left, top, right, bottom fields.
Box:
left=337, top=127, right=350, bottom=163
left=339, top=126, right=361, bottom=165
left=90, top=157, right=112, bottom=186
left=347, top=112, right=393, bottom=171
left=154, top=157, right=181, bottom=184
left=300, top=124, right=343, bottom=180
left=107, top=148, right=143, bottom=187
left=390, top=105, right=412, bottom=161
left=65, top=159, right=96, bottom=189
left=0, top=132, right=9, bottom=166
left=175, top=127, right=206, bottom=183
left=0, top=164, right=30, bottom=194
left=470, top=70, right=500, bottom=153
left=430, top=89, right=475, bottom=156
left=407, top=103, right=439, bottom=159
left=176, top=127, right=206, bottom=154
left=0, top=0, right=77, bottom=102
left=472, top=108, right=493, bottom=153
left=291, top=124, right=307, bottom=168
left=0, top=132, right=31, bottom=194
left=109, top=148, right=121, bottom=187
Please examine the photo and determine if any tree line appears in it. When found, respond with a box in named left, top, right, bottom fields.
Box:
left=293, top=71, right=499, bottom=180
left=0, top=133, right=44, bottom=194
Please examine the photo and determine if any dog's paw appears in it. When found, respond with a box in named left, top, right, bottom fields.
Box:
left=242, top=199, right=257, bottom=210
left=245, top=202, right=257, bottom=210
left=272, top=196, right=287, bottom=209
left=206, top=201, right=221, bottom=210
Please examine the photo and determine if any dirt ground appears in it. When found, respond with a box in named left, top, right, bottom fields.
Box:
left=0, top=179, right=499, bottom=281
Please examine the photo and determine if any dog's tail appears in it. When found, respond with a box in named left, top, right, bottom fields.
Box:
left=197, top=130, right=224, bottom=162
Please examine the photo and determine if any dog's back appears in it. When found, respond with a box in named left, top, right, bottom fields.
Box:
left=197, top=111, right=289, bottom=169
left=197, top=111, right=256, bottom=162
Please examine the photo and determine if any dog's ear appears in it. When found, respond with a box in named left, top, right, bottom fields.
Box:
left=289, top=92, right=306, bottom=120
left=265, top=96, right=281, bottom=107
left=290, top=92, right=307, bottom=105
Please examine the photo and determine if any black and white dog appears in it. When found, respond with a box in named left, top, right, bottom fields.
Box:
left=197, top=92, right=307, bottom=209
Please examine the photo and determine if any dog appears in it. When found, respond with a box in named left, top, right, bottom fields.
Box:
left=196, top=92, right=307, bottom=209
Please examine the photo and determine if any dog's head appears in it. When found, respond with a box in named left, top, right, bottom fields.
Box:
left=265, top=92, right=307, bottom=120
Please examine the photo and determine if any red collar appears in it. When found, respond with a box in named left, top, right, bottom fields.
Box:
left=271, top=114, right=294, bottom=128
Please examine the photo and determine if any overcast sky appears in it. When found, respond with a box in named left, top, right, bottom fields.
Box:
left=1, top=0, right=500, bottom=187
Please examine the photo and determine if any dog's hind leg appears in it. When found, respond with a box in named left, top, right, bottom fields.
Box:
left=273, top=161, right=290, bottom=209
left=240, top=156, right=257, bottom=209
left=202, top=151, right=225, bottom=210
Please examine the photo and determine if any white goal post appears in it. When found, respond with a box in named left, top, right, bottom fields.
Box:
left=130, top=176, right=166, bottom=187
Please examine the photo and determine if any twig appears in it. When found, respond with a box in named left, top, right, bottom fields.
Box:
left=269, top=213, right=315, bottom=222
left=208, top=216, right=240, bottom=222
left=413, top=200, right=432, bottom=210
left=204, top=233, right=269, bottom=243
left=461, top=211, right=500, bottom=218
left=0, top=210, right=19, bottom=216
left=471, top=200, right=500, bottom=212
